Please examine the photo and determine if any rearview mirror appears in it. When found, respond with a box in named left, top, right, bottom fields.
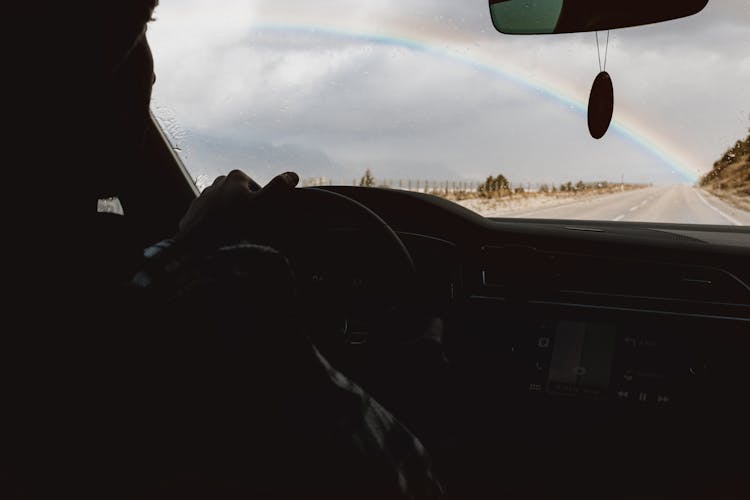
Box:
left=489, top=0, right=709, bottom=35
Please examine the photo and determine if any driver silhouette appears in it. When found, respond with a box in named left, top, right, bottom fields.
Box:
left=5, top=1, right=444, bottom=498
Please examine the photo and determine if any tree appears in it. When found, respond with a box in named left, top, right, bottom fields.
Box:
left=495, top=174, right=510, bottom=192
left=477, top=176, right=494, bottom=197
left=359, top=168, right=375, bottom=187
left=575, top=180, right=586, bottom=192
left=478, top=174, right=511, bottom=197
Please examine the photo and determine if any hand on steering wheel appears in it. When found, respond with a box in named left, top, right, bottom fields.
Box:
left=174, top=169, right=416, bottom=341
left=175, top=170, right=299, bottom=250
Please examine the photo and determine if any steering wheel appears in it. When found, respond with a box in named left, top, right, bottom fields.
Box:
left=251, top=187, right=416, bottom=337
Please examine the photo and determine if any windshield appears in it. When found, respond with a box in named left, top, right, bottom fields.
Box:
left=148, top=0, right=749, bottom=225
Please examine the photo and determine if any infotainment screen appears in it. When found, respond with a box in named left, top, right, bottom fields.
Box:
left=547, top=321, right=616, bottom=397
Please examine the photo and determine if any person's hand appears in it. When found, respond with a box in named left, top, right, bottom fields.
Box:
left=175, top=170, right=299, bottom=249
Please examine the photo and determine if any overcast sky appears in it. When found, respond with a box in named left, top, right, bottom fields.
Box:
left=148, top=0, right=750, bottom=188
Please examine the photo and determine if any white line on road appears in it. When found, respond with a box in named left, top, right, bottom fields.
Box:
left=695, top=190, right=742, bottom=226
left=613, top=214, right=625, bottom=221
left=640, top=200, right=648, bottom=206
left=628, top=206, right=638, bottom=212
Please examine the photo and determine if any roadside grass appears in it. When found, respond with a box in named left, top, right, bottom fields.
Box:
left=439, top=184, right=648, bottom=216
left=700, top=131, right=750, bottom=212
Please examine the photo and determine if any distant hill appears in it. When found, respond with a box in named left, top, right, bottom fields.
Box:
left=700, top=127, right=750, bottom=211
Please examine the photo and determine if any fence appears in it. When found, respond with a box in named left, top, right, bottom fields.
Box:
left=301, top=177, right=486, bottom=194
left=300, top=177, right=643, bottom=195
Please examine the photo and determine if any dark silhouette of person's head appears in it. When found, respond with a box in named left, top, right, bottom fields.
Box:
left=88, top=1, right=159, bottom=202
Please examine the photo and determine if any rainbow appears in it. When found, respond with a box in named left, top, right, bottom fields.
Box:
left=250, top=23, right=702, bottom=183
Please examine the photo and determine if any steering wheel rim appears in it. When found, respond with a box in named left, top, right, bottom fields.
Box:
left=250, top=187, right=417, bottom=333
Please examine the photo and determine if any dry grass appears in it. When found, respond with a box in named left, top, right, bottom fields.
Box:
left=438, top=184, right=649, bottom=217
left=438, top=184, right=645, bottom=203
left=700, top=134, right=750, bottom=211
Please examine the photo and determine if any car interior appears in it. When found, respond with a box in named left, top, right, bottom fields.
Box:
left=109, top=110, right=750, bottom=500
left=98, top=1, right=749, bottom=499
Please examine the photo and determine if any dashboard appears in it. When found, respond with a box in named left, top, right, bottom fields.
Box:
left=316, top=186, right=750, bottom=499
left=456, top=299, right=747, bottom=407
left=314, top=187, right=749, bottom=408
left=510, top=317, right=693, bottom=405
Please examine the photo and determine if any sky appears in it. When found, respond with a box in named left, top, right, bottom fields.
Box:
left=147, top=0, right=750, bottom=188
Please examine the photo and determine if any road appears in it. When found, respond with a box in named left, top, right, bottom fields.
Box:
left=507, top=185, right=750, bottom=225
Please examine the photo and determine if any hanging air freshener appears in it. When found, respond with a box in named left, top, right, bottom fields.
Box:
left=588, top=31, right=614, bottom=139
left=588, top=71, right=613, bottom=139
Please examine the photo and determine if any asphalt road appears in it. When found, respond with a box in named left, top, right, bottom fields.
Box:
left=508, top=185, right=750, bottom=226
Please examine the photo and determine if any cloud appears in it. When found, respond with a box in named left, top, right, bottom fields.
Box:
left=180, top=132, right=347, bottom=186
left=149, top=0, right=750, bottom=186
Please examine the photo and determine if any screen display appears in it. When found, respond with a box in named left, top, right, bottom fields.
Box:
left=547, top=321, right=616, bottom=397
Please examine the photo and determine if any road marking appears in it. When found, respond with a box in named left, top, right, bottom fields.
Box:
left=640, top=200, right=648, bottom=206
left=628, top=206, right=638, bottom=212
left=613, top=214, right=626, bottom=221
left=695, top=190, right=742, bottom=226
